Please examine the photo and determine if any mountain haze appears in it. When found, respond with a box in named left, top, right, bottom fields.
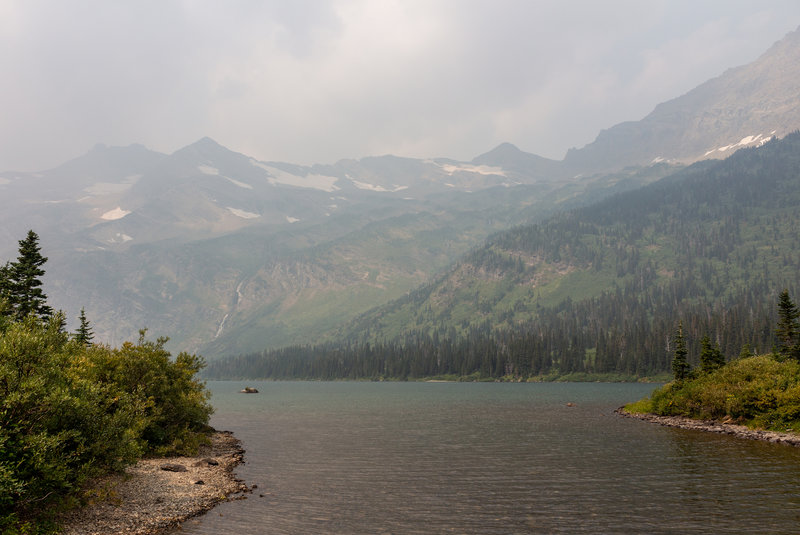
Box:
left=207, top=132, right=800, bottom=380
left=564, top=26, right=800, bottom=173
left=2, top=26, right=800, bottom=357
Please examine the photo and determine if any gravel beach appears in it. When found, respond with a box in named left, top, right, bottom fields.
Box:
left=617, top=409, right=800, bottom=446
left=58, top=431, right=247, bottom=535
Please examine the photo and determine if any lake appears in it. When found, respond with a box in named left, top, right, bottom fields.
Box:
left=180, top=381, right=800, bottom=534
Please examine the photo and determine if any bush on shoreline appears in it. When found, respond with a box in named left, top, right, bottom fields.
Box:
left=0, top=316, right=213, bottom=533
left=0, top=230, right=214, bottom=532
left=625, top=354, right=800, bottom=432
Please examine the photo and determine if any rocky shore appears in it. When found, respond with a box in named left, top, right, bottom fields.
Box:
left=58, top=431, right=248, bottom=535
left=617, top=408, right=800, bottom=446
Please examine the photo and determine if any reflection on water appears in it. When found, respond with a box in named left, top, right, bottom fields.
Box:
left=180, top=382, right=800, bottom=534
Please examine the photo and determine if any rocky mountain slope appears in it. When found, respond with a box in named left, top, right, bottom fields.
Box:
left=225, top=132, right=800, bottom=380
left=564, top=26, right=800, bottom=173
left=2, top=136, right=644, bottom=354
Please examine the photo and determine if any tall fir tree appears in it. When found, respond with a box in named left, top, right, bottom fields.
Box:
left=75, top=307, right=94, bottom=347
left=7, top=230, right=53, bottom=321
left=699, top=335, right=724, bottom=372
left=672, top=321, right=691, bottom=381
left=775, top=289, right=800, bottom=359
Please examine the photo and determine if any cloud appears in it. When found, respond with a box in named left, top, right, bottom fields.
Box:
left=1, top=0, right=799, bottom=170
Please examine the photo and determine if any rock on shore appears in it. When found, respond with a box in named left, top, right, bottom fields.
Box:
left=59, top=431, right=247, bottom=535
left=617, top=409, right=800, bottom=446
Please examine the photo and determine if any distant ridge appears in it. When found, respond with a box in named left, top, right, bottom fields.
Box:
left=563, top=25, right=800, bottom=174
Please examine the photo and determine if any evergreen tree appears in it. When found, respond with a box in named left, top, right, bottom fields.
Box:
left=672, top=322, right=690, bottom=381
left=699, top=335, right=724, bottom=372
left=0, top=262, right=11, bottom=299
left=74, top=307, right=94, bottom=347
left=7, top=230, right=52, bottom=321
left=775, top=289, right=800, bottom=359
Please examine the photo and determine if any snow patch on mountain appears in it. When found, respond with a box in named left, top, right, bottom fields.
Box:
left=197, top=164, right=254, bottom=189
left=703, top=133, right=776, bottom=156
left=249, top=159, right=340, bottom=192
left=198, top=165, right=219, bottom=175
left=225, top=177, right=253, bottom=190
left=101, top=207, right=131, bottom=221
left=437, top=163, right=506, bottom=176
left=227, top=207, right=260, bottom=219
left=286, top=216, right=300, bottom=223
left=349, top=178, right=409, bottom=192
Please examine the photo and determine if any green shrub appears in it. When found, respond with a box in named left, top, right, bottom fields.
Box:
left=629, top=355, right=800, bottom=431
left=0, top=319, right=213, bottom=530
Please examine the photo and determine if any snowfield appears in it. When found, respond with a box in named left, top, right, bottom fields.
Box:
left=101, top=207, right=131, bottom=221
left=227, top=207, right=260, bottom=219
left=250, top=160, right=340, bottom=192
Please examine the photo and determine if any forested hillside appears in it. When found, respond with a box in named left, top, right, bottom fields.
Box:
left=205, top=132, right=800, bottom=380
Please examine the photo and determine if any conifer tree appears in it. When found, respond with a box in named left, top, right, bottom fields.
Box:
left=75, top=307, right=94, bottom=347
left=7, top=230, right=52, bottom=321
left=699, top=335, right=724, bottom=372
left=0, top=262, right=11, bottom=298
left=775, top=289, right=800, bottom=359
left=672, top=321, right=690, bottom=381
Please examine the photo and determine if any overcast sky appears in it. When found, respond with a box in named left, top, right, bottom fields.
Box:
left=2, top=1, right=800, bottom=171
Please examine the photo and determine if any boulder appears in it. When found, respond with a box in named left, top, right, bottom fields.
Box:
left=160, top=463, right=188, bottom=472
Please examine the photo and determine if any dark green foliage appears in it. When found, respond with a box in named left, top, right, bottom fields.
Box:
left=0, top=322, right=213, bottom=529
left=700, top=335, right=725, bottom=373
left=74, top=308, right=94, bottom=347
left=0, top=263, right=11, bottom=302
left=82, top=330, right=213, bottom=455
left=775, top=289, right=800, bottom=359
left=630, top=355, right=800, bottom=432
left=0, top=233, right=213, bottom=532
left=672, top=322, right=691, bottom=381
left=1, top=231, right=53, bottom=321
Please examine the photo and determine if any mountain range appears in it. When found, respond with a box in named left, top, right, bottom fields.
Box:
left=205, top=130, right=800, bottom=380
left=2, top=26, right=799, bottom=358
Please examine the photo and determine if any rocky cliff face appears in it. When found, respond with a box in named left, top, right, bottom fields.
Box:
left=564, top=26, right=800, bottom=174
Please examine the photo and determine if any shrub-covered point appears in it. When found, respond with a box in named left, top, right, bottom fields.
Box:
left=0, top=314, right=212, bottom=531
left=0, top=229, right=213, bottom=533
left=627, top=291, right=800, bottom=431
left=627, top=355, right=800, bottom=432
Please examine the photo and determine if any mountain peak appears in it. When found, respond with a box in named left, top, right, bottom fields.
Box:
left=474, top=142, right=524, bottom=160
left=564, top=25, right=800, bottom=174
left=472, top=143, right=562, bottom=180
left=169, top=137, right=238, bottom=162
left=188, top=136, right=225, bottom=149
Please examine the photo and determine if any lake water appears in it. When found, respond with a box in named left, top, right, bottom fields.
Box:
left=180, top=382, right=800, bottom=534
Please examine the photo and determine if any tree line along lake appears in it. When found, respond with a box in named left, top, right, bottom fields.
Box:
left=180, top=381, right=800, bottom=534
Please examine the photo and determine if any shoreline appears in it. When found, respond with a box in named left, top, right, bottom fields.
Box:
left=58, top=430, right=248, bottom=535
left=616, top=408, right=800, bottom=446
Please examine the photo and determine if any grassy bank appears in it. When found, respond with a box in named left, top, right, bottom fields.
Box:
left=624, top=355, right=800, bottom=432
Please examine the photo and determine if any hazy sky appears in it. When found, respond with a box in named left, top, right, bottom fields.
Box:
left=2, top=1, right=800, bottom=171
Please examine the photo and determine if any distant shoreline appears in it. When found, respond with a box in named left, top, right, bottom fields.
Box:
left=616, top=409, right=800, bottom=447
left=58, top=431, right=248, bottom=534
